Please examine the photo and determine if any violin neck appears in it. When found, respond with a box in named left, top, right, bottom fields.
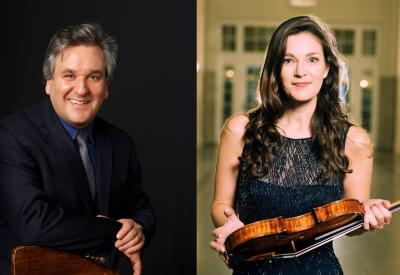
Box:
left=276, top=200, right=400, bottom=260
left=390, top=200, right=400, bottom=213
left=275, top=218, right=363, bottom=259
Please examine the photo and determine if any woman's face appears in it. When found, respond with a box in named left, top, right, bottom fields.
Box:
left=280, top=32, right=329, bottom=105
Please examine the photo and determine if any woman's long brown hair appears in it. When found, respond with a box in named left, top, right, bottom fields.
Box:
left=241, top=15, right=352, bottom=182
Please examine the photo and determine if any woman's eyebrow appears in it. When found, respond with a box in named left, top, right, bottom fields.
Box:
left=284, top=52, right=323, bottom=57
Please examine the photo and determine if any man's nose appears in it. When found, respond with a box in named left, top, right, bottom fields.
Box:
left=74, top=78, right=89, bottom=95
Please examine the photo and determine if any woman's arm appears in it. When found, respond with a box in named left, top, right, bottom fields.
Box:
left=211, top=114, right=248, bottom=227
left=343, top=126, right=391, bottom=231
left=209, top=114, right=248, bottom=264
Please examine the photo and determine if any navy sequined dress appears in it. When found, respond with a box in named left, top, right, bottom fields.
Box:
left=233, top=130, right=349, bottom=275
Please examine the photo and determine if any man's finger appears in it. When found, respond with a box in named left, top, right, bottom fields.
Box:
left=125, top=241, right=145, bottom=254
left=119, top=235, right=144, bottom=252
left=116, top=229, right=141, bottom=248
left=116, top=219, right=134, bottom=240
left=131, top=255, right=142, bottom=275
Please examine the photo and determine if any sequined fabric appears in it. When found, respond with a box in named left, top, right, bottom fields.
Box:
left=234, top=129, right=349, bottom=275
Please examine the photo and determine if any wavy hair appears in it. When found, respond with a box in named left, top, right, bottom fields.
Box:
left=241, top=15, right=352, bottom=182
left=43, top=23, right=118, bottom=84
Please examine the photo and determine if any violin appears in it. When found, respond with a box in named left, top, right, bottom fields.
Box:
left=225, top=198, right=400, bottom=268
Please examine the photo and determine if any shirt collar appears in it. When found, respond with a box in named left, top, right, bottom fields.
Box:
left=58, top=117, right=95, bottom=143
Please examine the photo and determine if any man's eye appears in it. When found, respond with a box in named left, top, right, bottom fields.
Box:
left=91, top=75, right=100, bottom=80
left=63, top=74, right=73, bottom=79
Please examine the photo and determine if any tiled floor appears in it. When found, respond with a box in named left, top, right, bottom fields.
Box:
left=197, top=146, right=400, bottom=275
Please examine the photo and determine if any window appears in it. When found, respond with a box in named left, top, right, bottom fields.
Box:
left=244, top=26, right=274, bottom=52
left=361, top=70, right=373, bottom=131
left=334, top=30, right=355, bottom=55
left=362, top=87, right=372, bottom=131
left=223, top=66, right=235, bottom=121
left=222, top=25, right=236, bottom=51
left=245, top=67, right=260, bottom=110
left=362, top=30, right=376, bottom=56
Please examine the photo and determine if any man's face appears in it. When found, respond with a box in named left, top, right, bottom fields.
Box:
left=45, top=45, right=109, bottom=129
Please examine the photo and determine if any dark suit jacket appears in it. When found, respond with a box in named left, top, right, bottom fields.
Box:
left=0, top=99, right=155, bottom=274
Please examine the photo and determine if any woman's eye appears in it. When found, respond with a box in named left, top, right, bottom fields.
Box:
left=63, top=74, right=73, bottom=79
left=309, top=57, right=319, bottom=63
left=283, top=58, right=293, bottom=64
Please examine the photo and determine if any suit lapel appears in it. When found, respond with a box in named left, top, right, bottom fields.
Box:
left=38, top=99, right=96, bottom=214
left=94, top=120, right=112, bottom=215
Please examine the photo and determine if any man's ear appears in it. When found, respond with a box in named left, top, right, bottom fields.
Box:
left=45, top=80, right=51, bottom=95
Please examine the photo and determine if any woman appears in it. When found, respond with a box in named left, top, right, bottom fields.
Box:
left=210, top=15, right=392, bottom=274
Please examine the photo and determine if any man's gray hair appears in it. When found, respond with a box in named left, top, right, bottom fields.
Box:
left=43, top=23, right=118, bottom=83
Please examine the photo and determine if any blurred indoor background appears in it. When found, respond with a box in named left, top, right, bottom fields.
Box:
left=197, top=0, right=400, bottom=274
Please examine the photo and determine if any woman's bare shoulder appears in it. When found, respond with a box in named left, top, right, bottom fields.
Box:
left=347, top=125, right=372, bottom=146
left=223, top=113, right=249, bottom=138
left=346, top=125, right=373, bottom=158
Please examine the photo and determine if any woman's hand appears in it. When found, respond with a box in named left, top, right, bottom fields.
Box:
left=363, top=199, right=392, bottom=231
left=209, top=208, right=244, bottom=267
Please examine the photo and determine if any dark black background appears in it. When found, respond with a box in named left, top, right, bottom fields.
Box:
left=0, top=1, right=196, bottom=274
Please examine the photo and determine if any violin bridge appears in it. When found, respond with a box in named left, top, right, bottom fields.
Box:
left=290, top=240, right=297, bottom=252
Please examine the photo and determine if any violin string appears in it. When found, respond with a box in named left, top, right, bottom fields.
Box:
left=231, top=199, right=400, bottom=264
left=272, top=201, right=400, bottom=259
left=276, top=222, right=363, bottom=259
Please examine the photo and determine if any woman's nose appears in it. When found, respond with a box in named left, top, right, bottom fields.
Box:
left=295, top=62, right=307, bottom=77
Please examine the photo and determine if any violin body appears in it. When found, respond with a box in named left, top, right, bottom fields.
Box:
left=225, top=199, right=366, bottom=267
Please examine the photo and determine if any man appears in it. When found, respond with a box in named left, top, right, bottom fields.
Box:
left=0, top=23, right=155, bottom=275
